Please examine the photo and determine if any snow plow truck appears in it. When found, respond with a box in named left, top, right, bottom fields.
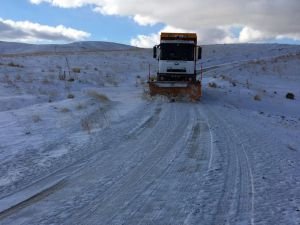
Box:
left=148, top=32, right=202, bottom=101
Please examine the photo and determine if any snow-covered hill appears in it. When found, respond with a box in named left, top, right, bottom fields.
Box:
left=0, top=41, right=299, bottom=225
left=202, top=43, right=300, bottom=66
left=0, top=41, right=136, bottom=55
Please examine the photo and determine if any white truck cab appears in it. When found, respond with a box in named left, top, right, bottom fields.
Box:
left=153, top=33, right=202, bottom=82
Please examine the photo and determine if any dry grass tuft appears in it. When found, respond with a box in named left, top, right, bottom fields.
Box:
left=60, top=108, right=70, bottom=113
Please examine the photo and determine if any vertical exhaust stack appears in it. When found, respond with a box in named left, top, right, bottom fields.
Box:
left=148, top=32, right=202, bottom=101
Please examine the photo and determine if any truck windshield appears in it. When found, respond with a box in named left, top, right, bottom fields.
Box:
left=160, top=43, right=195, bottom=61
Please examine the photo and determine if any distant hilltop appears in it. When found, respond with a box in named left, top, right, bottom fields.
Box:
left=0, top=41, right=136, bottom=55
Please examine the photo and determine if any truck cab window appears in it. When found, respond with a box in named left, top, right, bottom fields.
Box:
left=160, top=43, right=195, bottom=61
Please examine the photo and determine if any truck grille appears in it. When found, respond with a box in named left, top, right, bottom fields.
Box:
left=167, top=69, right=186, bottom=73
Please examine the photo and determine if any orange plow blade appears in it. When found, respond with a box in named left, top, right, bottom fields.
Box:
left=148, top=81, right=201, bottom=101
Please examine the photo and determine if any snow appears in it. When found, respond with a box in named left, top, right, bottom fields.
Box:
left=0, top=41, right=299, bottom=225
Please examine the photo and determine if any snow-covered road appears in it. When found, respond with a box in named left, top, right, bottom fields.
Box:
left=0, top=100, right=254, bottom=225
left=2, top=99, right=299, bottom=225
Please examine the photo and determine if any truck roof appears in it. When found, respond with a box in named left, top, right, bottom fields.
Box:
left=160, top=32, right=197, bottom=42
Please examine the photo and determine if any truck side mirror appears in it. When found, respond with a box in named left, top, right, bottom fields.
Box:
left=153, top=46, right=157, bottom=58
left=198, top=46, right=202, bottom=60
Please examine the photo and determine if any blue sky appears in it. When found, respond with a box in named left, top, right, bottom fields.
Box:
left=0, top=0, right=299, bottom=46
left=0, top=1, right=163, bottom=45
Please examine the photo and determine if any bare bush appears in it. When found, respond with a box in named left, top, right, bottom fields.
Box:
left=42, top=78, right=51, bottom=84
left=72, top=68, right=81, bottom=73
left=149, top=76, right=156, bottom=82
left=231, top=81, right=237, bottom=87
left=67, top=93, right=75, bottom=99
left=286, top=92, right=295, bottom=100
left=76, top=103, right=85, bottom=110
left=208, top=82, right=217, bottom=88
left=60, top=108, right=70, bottom=113
left=254, top=94, right=261, bottom=101
left=87, top=90, right=110, bottom=102
left=59, top=72, right=66, bottom=81
left=8, top=62, right=24, bottom=68
left=32, top=115, right=42, bottom=123
left=246, top=80, right=250, bottom=89
left=81, top=119, right=91, bottom=134
left=15, top=74, right=21, bottom=81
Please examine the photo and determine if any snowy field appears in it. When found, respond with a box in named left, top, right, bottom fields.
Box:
left=0, top=41, right=299, bottom=225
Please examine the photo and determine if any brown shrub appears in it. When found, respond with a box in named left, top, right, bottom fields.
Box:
left=87, top=90, right=110, bottom=102
left=254, top=95, right=261, bottom=101
left=72, top=68, right=81, bottom=73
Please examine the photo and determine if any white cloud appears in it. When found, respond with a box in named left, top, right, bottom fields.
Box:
left=0, top=18, right=90, bottom=42
left=130, top=34, right=158, bottom=48
left=130, top=26, right=192, bottom=47
left=30, top=0, right=300, bottom=44
left=133, top=15, right=157, bottom=26
left=30, top=0, right=98, bottom=8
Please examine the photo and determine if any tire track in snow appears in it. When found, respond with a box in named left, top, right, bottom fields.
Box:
left=111, top=105, right=211, bottom=225
left=145, top=107, right=208, bottom=225
left=222, top=120, right=255, bottom=225
left=0, top=179, right=66, bottom=221
left=181, top=105, right=254, bottom=225
left=208, top=107, right=254, bottom=225
left=0, top=102, right=162, bottom=223
left=72, top=103, right=180, bottom=225
left=35, top=103, right=173, bottom=225
left=207, top=121, right=214, bottom=171
left=182, top=106, right=216, bottom=225
left=131, top=106, right=198, bottom=225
